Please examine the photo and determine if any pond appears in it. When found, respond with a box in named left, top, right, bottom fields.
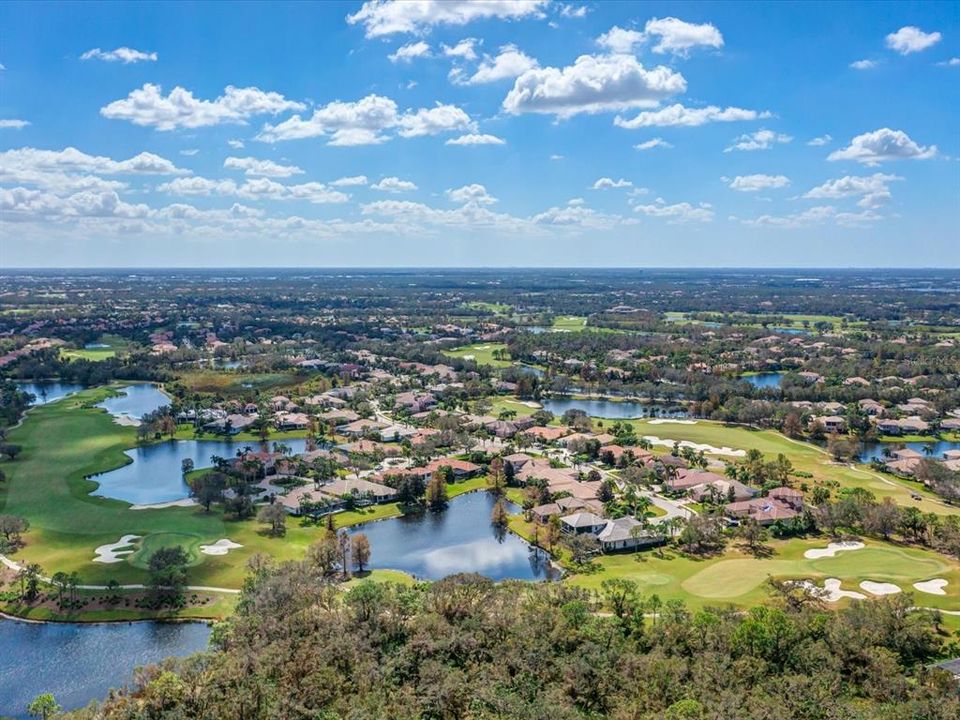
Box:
left=541, top=397, right=688, bottom=420
left=741, top=372, right=785, bottom=389
left=0, top=617, right=210, bottom=719
left=516, top=364, right=544, bottom=378
left=15, top=380, right=86, bottom=406
left=859, top=440, right=960, bottom=464
left=96, top=383, right=171, bottom=421
left=92, top=438, right=309, bottom=505
left=347, top=492, right=558, bottom=581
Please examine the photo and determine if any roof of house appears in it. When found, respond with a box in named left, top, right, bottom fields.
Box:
left=560, top=511, right=606, bottom=528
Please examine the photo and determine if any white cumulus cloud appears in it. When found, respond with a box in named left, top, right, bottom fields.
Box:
left=81, top=47, right=157, bottom=63
left=634, top=137, right=673, bottom=150
left=727, top=174, right=790, bottom=192
left=592, top=177, right=632, bottom=190
left=455, top=44, right=538, bottom=84
left=615, top=103, right=769, bottom=129
left=803, top=173, right=902, bottom=208
left=371, top=176, right=418, bottom=193
left=885, top=26, right=942, bottom=55
left=503, top=54, right=686, bottom=117
left=446, top=183, right=497, bottom=204
left=634, top=197, right=714, bottom=223
left=724, top=128, right=792, bottom=152
left=101, top=83, right=305, bottom=130
left=828, top=128, right=937, bottom=165
left=389, top=41, right=432, bottom=62
left=347, top=0, right=548, bottom=38
left=223, top=156, right=304, bottom=178
left=643, top=17, right=724, bottom=55
left=0, top=119, right=30, bottom=129
left=445, top=133, right=506, bottom=145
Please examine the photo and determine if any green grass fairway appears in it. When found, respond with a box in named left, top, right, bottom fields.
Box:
left=627, top=419, right=959, bottom=517
left=552, top=315, right=588, bottom=331
left=443, top=342, right=512, bottom=367
left=60, top=334, right=128, bottom=361
left=570, top=538, right=960, bottom=611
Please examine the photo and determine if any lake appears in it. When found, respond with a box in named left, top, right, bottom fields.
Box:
left=96, top=383, right=171, bottom=421
left=0, top=617, right=210, bottom=719
left=741, top=372, right=785, bottom=389
left=542, top=397, right=688, bottom=419
left=15, top=381, right=87, bottom=406
left=92, top=438, right=309, bottom=505
left=348, top=492, right=558, bottom=581
left=859, top=440, right=960, bottom=463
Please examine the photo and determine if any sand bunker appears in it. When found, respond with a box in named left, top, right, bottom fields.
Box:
left=94, top=534, right=141, bottom=563
left=130, top=498, right=197, bottom=510
left=913, top=579, right=948, bottom=596
left=111, top=414, right=141, bottom=427
left=462, top=355, right=475, bottom=360
left=860, top=581, right=902, bottom=596
left=642, top=435, right=746, bottom=457
left=804, top=541, right=865, bottom=560
left=200, top=539, right=243, bottom=556
left=798, top=578, right=866, bottom=602
left=647, top=419, right=698, bottom=425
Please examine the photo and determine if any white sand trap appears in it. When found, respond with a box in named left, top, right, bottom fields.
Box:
left=860, top=581, right=902, bottom=596
left=647, top=419, right=698, bottom=425
left=200, top=539, right=243, bottom=556
left=642, top=435, right=746, bottom=457
left=913, top=579, right=948, bottom=596
left=804, top=541, right=865, bottom=560
left=94, top=534, right=141, bottom=563
left=112, top=414, right=140, bottom=427
left=517, top=400, right=541, bottom=408
left=823, top=578, right=867, bottom=601
left=462, top=354, right=476, bottom=360
left=129, top=498, right=197, bottom=510
left=797, top=578, right=866, bottom=602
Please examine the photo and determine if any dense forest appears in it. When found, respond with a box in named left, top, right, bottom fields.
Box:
left=66, top=558, right=959, bottom=720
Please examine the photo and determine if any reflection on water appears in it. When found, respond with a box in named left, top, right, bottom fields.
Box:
left=96, top=383, right=170, bottom=420
left=15, top=381, right=86, bottom=405
left=0, top=618, right=210, bottom=719
left=92, top=438, right=308, bottom=504
left=542, top=397, right=687, bottom=419
left=348, top=492, right=558, bottom=581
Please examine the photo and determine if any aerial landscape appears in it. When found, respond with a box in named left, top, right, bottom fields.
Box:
left=1, top=1, right=960, bottom=718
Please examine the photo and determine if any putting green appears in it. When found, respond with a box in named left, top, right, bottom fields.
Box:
left=128, top=532, right=205, bottom=569
left=682, top=559, right=803, bottom=599
left=807, top=547, right=947, bottom=581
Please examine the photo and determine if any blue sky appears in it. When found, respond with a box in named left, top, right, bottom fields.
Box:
left=1, top=0, right=958, bottom=267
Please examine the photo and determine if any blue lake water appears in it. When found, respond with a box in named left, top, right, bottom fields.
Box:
left=0, top=617, right=210, bottom=719
left=859, top=440, right=960, bottom=463
left=96, top=383, right=171, bottom=420
left=15, top=381, right=86, bottom=405
left=348, top=492, right=558, bottom=581
left=741, top=372, right=785, bottom=389
left=517, top=364, right=544, bottom=378
left=92, top=438, right=309, bottom=505
left=542, top=397, right=688, bottom=419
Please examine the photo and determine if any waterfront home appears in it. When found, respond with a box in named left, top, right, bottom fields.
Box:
left=274, top=411, right=310, bottom=430
left=597, top=517, right=664, bottom=552
left=530, top=497, right=588, bottom=523
left=560, top=512, right=607, bottom=535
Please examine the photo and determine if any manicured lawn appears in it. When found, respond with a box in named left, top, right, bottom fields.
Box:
left=568, top=537, right=960, bottom=611
left=443, top=342, right=512, bottom=367
left=627, top=419, right=959, bottom=517
left=486, top=396, right=543, bottom=417
left=60, top=334, right=129, bottom=362
left=552, top=315, right=588, bottom=331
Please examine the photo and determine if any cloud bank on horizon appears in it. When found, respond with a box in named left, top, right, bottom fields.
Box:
left=0, top=0, right=957, bottom=267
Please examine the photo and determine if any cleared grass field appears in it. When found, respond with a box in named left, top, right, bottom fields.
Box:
left=443, top=342, right=512, bottom=367
left=568, top=537, right=959, bottom=611
left=60, top=334, right=129, bottom=361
